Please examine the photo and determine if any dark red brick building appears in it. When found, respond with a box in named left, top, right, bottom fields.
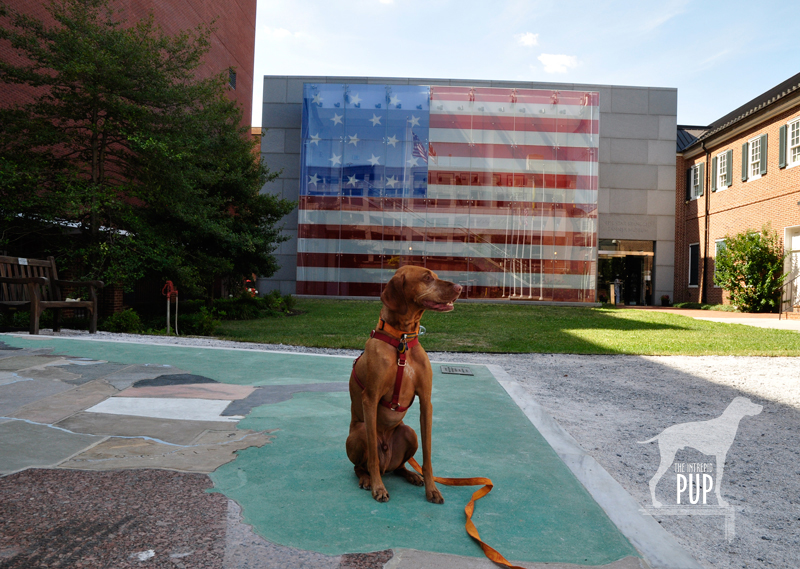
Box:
left=675, top=73, right=800, bottom=315
left=0, top=0, right=256, bottom=125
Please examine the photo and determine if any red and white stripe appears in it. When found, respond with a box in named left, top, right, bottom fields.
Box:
left=297, top=86, right=599, bottom=301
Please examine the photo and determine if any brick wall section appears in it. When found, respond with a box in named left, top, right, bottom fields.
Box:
left=675, top=99, right=800, bottom=305
left=100, top=285, right=124, bottom=318
left=0, top=0, right=255, bottom=125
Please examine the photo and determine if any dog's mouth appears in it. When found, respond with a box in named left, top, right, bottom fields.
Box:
left=421, top=299, right=456, bottom=312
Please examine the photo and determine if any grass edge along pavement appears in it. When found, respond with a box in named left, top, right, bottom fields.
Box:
left=1, top=335, right=640, bottom=566
left=216, top=299, right=800, bottom=356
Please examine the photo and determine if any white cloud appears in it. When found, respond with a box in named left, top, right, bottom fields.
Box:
left=379, top=0, right=394, bottom=3
left=262, top=26, right=298, bottom=40
left=537, top=53, right=578, bottom=74
left=515, top=32, right=539, bottom=47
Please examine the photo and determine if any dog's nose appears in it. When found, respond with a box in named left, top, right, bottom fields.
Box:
left=453, top=284, right=463, bottom=295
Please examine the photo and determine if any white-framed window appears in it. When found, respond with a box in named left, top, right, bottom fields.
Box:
left=686, top=163, right=703, bottom=200
left=749, top=137, right=761, bottom=179
left=714, top=239, right=726, bottom=287
left=717, top=151, right=728, bottom=189
left=790, top=119, right=800, bottom=166
left=689, top=243, right=700, bottom=287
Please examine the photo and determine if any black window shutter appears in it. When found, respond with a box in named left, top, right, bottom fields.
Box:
left=685, top=168, right=692, bottom=201
left=741, top=142, right=749, bottom=181
left=698, top=162, right=704, bottom=196
left=760, top=133, right=768, bottom=175
left=711, top=156, right=718, bottom=191
left=726, top=149, right=733, bottom=186
left=779, top=125, right=787, bottom=168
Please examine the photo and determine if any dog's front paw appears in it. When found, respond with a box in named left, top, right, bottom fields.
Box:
left=372, top=486, right=390, bottom=502
left=426, top=487, right=444, bottom=504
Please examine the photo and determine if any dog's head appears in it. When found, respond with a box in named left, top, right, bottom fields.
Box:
left=381, top=265, right=462, bottom=316
left=728, top=396, right=763, bottom=417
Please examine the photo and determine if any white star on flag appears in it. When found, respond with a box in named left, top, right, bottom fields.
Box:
left=389, top=95, right=401, bottom=106
left=348, top=134, right=360, bottom=146
left=409, top=115, right=420, bottom=127
left=386, top=135, right=398, bottom=147
left=312, top=93, right=323, bottom=105
left=349, top=93, right=361, bottom=106
left=331, top=113, right=343, bottom=125
left=368, top=154, right=381, bottom=166
left=385, top=175, right=399, bottom=187
left=370, top=114, right=382, bottom=126
left=309, top=133, right=321, bottom=146
left=329, top=153, right=342, bottom=166
left=407, top=156, right=419, bottom=167
left=346, top=175, right=358, bottom=187
left=308, top=173, right=320, bottom=186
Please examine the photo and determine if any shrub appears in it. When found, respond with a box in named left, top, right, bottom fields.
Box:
left=177, top=306, right=220, bottom=336
left=714, top=225, right=787, bottom=313
left=101, top=308, right=142, bottom=333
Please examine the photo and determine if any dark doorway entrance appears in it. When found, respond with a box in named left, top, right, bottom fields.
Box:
left=597, top=240, right=654, bottom=305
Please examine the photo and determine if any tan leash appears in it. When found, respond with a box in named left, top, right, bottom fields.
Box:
left=407, top=457, right=527, bottom=569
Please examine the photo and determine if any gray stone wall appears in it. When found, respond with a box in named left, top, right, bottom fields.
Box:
left=257, top=75, right=677, bottom=303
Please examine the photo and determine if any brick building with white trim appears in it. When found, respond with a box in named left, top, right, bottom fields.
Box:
left=675, top=72, right=800, bottom=314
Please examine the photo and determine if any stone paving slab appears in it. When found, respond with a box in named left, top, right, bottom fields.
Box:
left=118, top=383, right=257, bottom=401
left=101, top=364, right=188, bottom=390
left=58, top=429, right=274, bottom=473
left=222, top=382, right=350, bottom=416
left=47, top=362, right=132, bottom=385
left=0, top=420, right=103, bottom=475
left=86, top=396, right=242, bottom=422
left=0, top=355, right=63, bottom=370
left=13, top=379, right=117, bottom=424
left=133, top=372, right=219, bottom=387
left=56, top=412, right=242, bottom=445
left=15, top=364, right=83, bottom=383
left=0, top=378, right=73, bottom=417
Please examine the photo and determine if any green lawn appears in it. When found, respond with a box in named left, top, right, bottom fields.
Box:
left=216, top=299, right=800, bottom=356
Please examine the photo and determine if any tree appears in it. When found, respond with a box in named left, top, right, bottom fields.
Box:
left=0, top=0, right=294, bottom=296
left=713, top=225, right=787, bottom=313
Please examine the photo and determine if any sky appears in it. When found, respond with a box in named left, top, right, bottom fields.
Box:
left=251, top=0, right=795, bottom=128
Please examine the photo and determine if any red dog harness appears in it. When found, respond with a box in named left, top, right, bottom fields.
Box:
left=351, top=319, right=420, bottom=412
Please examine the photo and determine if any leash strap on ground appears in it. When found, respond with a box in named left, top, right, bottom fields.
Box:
left=407, top=457, right=527, bottom=569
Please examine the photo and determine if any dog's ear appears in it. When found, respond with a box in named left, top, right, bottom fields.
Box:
left=381, top=273, right=408, bottom=314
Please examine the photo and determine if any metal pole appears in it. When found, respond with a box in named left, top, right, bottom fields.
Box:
left=174, top=293, right=179, bottom=336
left=166, top=296, right=170, bottom=335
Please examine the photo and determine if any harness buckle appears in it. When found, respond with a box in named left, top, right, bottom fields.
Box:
left=391, top=403, right=400, bottom=411
left=397, top=358, right=406, bottom=367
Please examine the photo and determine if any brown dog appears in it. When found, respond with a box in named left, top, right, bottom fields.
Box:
left=346, top=265, right=462, bottom=503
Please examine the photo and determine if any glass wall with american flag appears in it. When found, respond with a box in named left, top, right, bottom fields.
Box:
left=297, top=83, right=598, bottom=302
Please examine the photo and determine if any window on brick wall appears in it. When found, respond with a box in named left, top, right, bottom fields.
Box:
left=689, top=243, right=700, bottom=287
left=712, top=149, right=733, bottom=191
left=229, top=68, right=237, bottom=90
left=685, top=163, right=704, bottom=200
left=749, top=137, right=761, bottom=178
left=790, top=119, right=800, bottom=166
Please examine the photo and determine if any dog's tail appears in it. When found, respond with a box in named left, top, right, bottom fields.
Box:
left=637, top=435, right=659, bottom=444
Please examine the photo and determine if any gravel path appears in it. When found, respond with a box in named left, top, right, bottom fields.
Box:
left=33, top=330, right=800, bottom=569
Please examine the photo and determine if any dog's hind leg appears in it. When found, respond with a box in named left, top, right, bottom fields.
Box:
left=713, top=453, right=729, bottom=507
left=648, top=443, right=678, bottom=508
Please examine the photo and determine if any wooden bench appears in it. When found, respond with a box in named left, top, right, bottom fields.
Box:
left=0, top=255, right=104, bottom=334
